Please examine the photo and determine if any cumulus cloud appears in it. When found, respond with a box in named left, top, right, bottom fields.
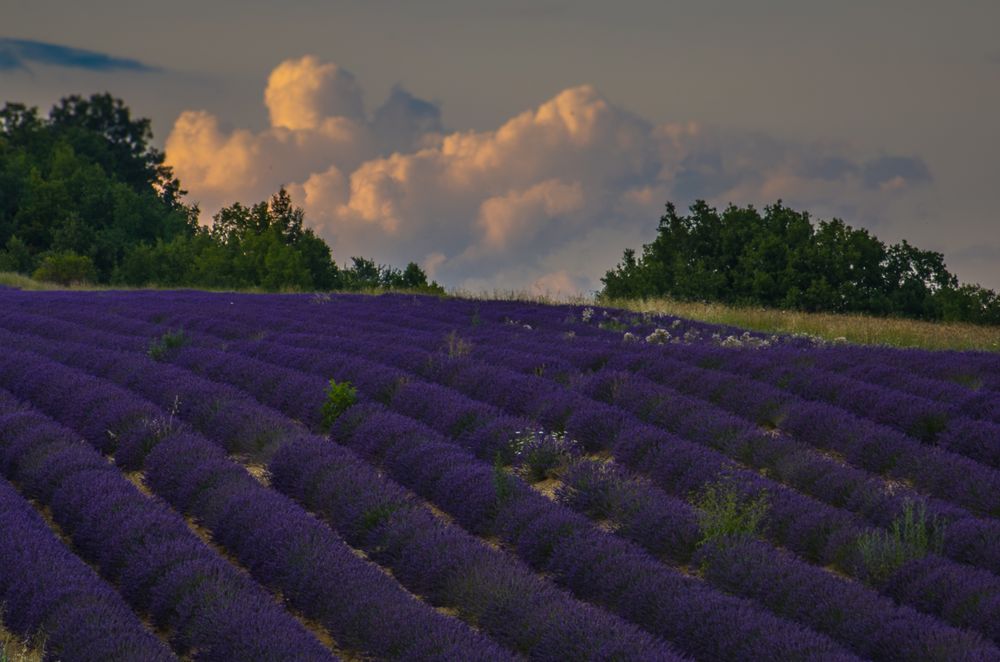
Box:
left=166, top=56, right=933, bottom=295
left=265, top=56, right=364, bottom=129
left=165, top=55, right=436, bottom=214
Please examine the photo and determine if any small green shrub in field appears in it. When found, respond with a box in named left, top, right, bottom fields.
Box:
left=31, top=252, right=97, bottom=286
left=694, top=477, right=768, bottom=546
left=856, top=500, right=944, bottom=583
left=147, top=330, right=188, bottom=360
left=321, top=379, right=357, bottom=430
left=445, top=330, right=472, bottom=358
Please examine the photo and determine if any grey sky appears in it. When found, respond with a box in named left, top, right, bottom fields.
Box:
left=3, top=0, right=999, bottom=291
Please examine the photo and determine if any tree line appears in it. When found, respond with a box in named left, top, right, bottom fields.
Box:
left=0, top=94, right=442, bottom=293
left=603, top=201, right=1000, bottom=324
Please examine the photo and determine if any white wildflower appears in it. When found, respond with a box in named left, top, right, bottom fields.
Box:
left=645, top=328, right=671, bottom=344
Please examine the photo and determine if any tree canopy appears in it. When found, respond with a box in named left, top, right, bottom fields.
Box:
left=0, top=93, right=442, bottom=293
left=602, top=200, right=1000, bottom=324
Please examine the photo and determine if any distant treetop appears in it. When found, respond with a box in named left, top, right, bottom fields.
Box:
left=602, top=200, right=1000, bottom=324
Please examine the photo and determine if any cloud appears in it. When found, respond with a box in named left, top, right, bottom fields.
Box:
left=166, top=56, right=934, bottom=295
left=861, top=156, right=932, bottom=191
left=165, top=56, right=441, bottom=215
left=475, top=179, right=585, bottom=252
left=265, top=56, right=364, bottom=129
left=371, top=85, right=444, bottom=154
left=0, top=38, right=158, bottom=73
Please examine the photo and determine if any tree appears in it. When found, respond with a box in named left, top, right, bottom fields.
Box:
left=0, top=94, right=197, bottom=282
left=32, top=251, right=97, bottom=285
left=602, top=199, right=1000, bottom=324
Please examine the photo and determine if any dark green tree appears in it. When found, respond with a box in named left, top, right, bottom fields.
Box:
left=603, top=199, right=1000, bottom=324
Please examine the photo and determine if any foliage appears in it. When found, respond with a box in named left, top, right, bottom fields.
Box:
left=31, top=251, right=96, bottom=285
left=147, top=329, right=188, bottom=361
left=321, top=379, right=358, bottom=430
left=340, top=256, right=445, bottom=294
left=603, top=200, right=1000, bottom=324
left=0, top=95, right=197, bottom=283
left=445, top=330, right=472, bottom=358
left=856, top=500, right=945, bottom=584
left=693, top=477, right=769, bottom=546
left=1, top=94, right=442, bottom=293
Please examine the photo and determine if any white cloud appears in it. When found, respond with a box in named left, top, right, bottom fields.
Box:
left=476, top=180, right=585, bottom=252
left=265, top=56, right=364, bottom=129
left=165, top=56, right=933, bottom=293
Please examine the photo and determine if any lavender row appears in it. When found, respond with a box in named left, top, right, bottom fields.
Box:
left=143, top=429, right=520, bottom=661
left=0, top=467, right=175, bottom=662
left=419, top=320, right=1000, bottom=488
left=328, top=402, right=858, bottom=661
left=373, top=371, right=1000, bottom=654
left=58, top=294, right=1000, bottom=575
left=9, top=300, right=1000, bottom=652
left=47, top=306, right=864, bottom=662
left=608, top=349, right=1000, bottom=517
left=779, top=342, right=1000, bottom=394
left=130, top=293, right=1000, bottom=478
left=0, top=391, right=334, bottom=661
left=0, top=341, right=524, bottom=661
left=804, top=350, right=1000, bottom=423
left=225, top=332, right=1000, bottom=644
left=235, top=321, right=1000, bottom=579
left=269, top=434, right=684, bottom=661
left=77, top=294, right=995, bottom=579
left=557, top=459, right=997, bottom=660
left=125, top=336, right=860, bottom=659
left=352, top=321, right=1000, bottom=574
left=152, top=335, right=863, bottom=660
left=0, top=325, right=678, bottom=660
left=628, top=342, right=1000, bottom=472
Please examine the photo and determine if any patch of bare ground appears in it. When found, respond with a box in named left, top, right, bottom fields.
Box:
left=422, top=500, right=455, bottom=525
left=0, top=622, right=43, bottom=662
left=244, top=463, right=271, bottom=486
left=123, top=470, right=154, bottom=498
left=532, top=477, right=562, bottom=499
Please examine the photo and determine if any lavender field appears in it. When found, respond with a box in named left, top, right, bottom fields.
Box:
left=2, top=289, right=1000, bottom=661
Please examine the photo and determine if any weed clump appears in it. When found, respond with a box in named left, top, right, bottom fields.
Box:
left=856, top=500, right=944, bottom=583
left=147, top=330, right=187, bottom=361
left=321, top=379, right=358, bottom=430
left=693, top=477, right=768, bottom=546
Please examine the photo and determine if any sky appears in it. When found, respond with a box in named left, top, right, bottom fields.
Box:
left=3, top=1, right=999, bottom=294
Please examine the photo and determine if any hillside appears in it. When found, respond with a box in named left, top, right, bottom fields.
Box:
left=1, top=289, right=999, bottom=660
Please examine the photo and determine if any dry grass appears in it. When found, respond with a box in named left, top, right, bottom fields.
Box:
left=602, top=296, right=1000, bottom=353
left=0, top=622, right=43, bottom=662
left=0, top=272, right=50, bottom=291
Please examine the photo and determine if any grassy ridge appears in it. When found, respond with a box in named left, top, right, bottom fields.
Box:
left=5, top=272, right=998, bottom=352
left=601, top=296, right=1000, bottom=353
